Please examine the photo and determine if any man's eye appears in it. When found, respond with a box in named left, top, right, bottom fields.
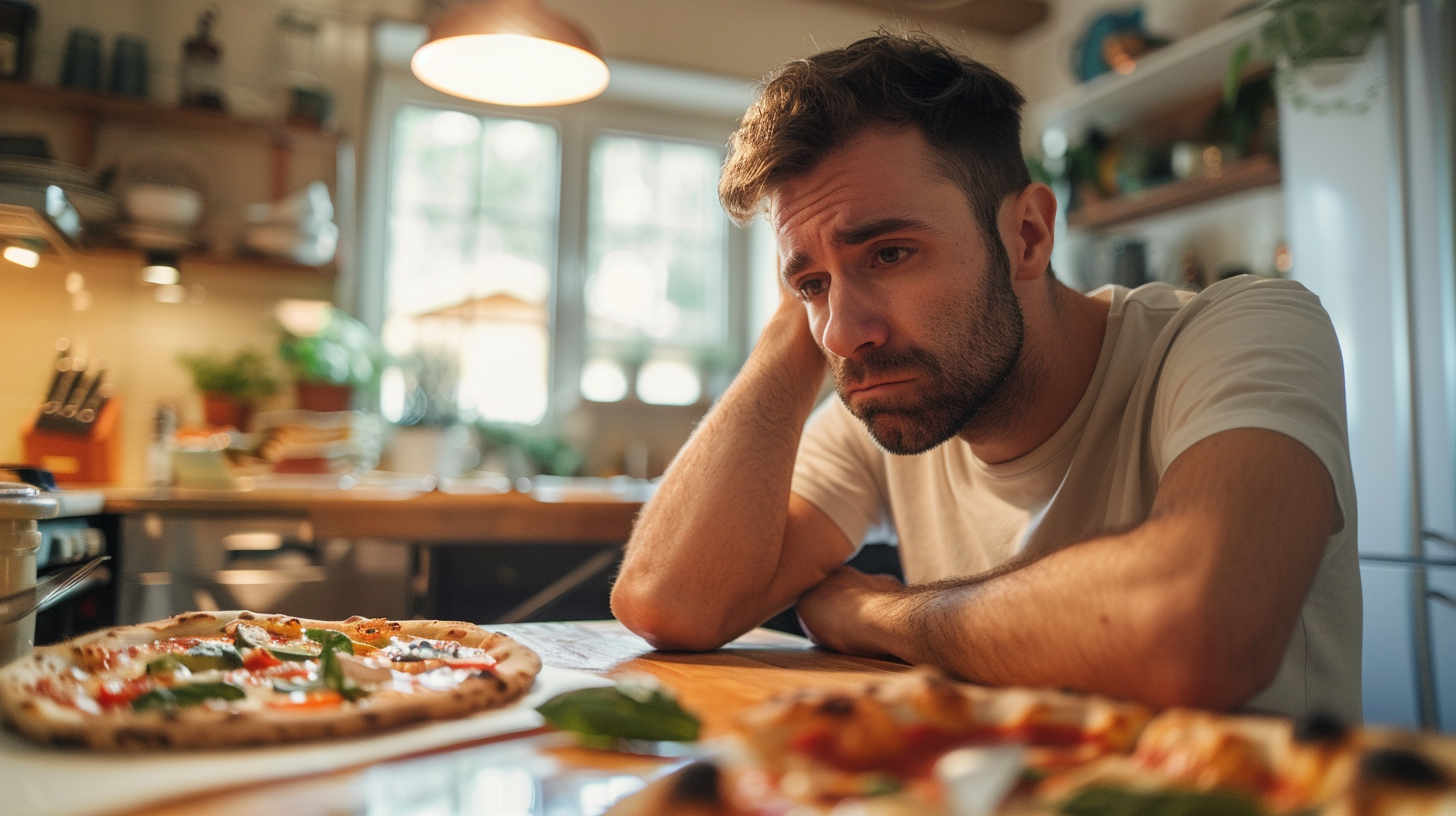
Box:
left=797, top=278, right=827, bottom=298
left=875, top=246, right=912, bottom=264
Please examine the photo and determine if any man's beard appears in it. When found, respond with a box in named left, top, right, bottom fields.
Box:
left=832, top=245, right=1024, bottom=455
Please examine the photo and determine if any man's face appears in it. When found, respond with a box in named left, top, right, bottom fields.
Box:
left=771, top=127, right=1024, bottom=455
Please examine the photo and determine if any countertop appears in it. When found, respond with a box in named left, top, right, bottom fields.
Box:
left=96, top=482, right=645, bottom=544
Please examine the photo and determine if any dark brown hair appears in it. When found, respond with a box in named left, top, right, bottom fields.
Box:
left=719, top=33, right=1030, bottom=242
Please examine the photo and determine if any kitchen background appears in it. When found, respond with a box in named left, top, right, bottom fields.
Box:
left=2, top=0, right=1451, bottom=730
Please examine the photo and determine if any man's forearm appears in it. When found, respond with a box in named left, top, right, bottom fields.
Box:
left=612, top=299, right=835, bottom=650
left=798, top=429, right=1336, bottom=709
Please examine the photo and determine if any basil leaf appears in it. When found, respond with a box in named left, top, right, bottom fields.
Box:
left=536, top=684, right=700, bottom=743
left=132, top=682, right=246, bottom=712
left=304, top=628, right=355, bottom=655
left=1059, top=786, right=1269, bottom=816
left=305, top=627, right=370, bottom=701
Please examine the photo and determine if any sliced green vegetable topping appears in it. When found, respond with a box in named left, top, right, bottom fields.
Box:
left=1059, top=786, right=1269, bottom=816
left=145, top=654, right=185, bottom=676
left=536, top=682, right=700, bottom=744
left=132, top=682, right=246, bottom=712
left=231, top=623, right=272, bottom=650
left=265, top=644, right=318, bottom=662
left=177, top=641, right=243, bottom=671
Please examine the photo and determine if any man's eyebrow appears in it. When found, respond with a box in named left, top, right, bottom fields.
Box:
left=835, top=217, right=931, bottom=247
left=780, top=217, right=933, bottom=283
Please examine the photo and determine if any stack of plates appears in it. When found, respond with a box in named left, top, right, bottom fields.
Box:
left=0, top=156, right=120, bottom=228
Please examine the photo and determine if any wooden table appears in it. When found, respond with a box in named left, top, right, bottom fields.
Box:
left=121, top=621, right=909, bottom=816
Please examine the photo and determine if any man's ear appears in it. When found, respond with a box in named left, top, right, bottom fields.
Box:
left=999, top=183, right=1057, bottom=282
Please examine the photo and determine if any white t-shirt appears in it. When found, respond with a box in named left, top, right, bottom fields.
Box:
left=791, top=276, right=1362, bottom=722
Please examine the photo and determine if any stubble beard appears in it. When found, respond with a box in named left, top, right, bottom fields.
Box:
left=833, top=246, right=1025, bottom=455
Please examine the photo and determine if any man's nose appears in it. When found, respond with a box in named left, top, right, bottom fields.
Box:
left=817, top=284, right=889, bottom=360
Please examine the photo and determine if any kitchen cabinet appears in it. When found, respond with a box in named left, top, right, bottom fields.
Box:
left=0, top=77, right=342, bottom=273
left=1035, top=9, right=1283, bottom=288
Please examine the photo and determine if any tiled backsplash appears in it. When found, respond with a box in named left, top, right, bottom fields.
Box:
left=0, top=250, right=333, bottom=485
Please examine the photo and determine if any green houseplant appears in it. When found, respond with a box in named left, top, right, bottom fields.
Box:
left=176, top=349, right=278, bottom=430
left=276, top=305, right=384, bottom=412
left=1227, top=0, right=1387, bottom=114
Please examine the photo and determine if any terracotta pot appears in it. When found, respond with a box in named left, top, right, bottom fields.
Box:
left=295, top=382, right=352, bottom=413
left=201, top=392, right=253, bottom=430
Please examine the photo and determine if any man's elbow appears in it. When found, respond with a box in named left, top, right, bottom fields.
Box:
left=611, top=582, right=734, bottom=652
left=1132, top=615, right=1285, bottom=711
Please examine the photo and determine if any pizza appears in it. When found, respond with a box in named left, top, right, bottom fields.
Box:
left=603, top=669, right=1456, bottom=816
left=0, top=610, right=542, bottom=750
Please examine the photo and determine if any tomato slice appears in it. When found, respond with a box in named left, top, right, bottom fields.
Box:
left=96, top=677, right=152, bottom=709
left=444, top=658, right=498, bottom=672
left=243, top=648, right=283, bottom=671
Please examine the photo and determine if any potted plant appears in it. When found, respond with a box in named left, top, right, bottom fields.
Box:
left=176, top=349, right=278, bottom=430
left=1226, top=0, right=1387, bottom=114
left=276, top=304, right=384, bottom=412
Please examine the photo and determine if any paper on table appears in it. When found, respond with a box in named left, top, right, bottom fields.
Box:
left=0, top=665, right=610, bottom=816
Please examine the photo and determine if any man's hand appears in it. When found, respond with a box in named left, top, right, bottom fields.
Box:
left=796, top=566, right=908, bottom=658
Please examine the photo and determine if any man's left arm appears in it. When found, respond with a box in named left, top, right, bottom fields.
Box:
left=796, top=426, right=1338, bottom=710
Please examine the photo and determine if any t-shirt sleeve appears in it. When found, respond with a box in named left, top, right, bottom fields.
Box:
left=791, top=396, right=889, bottom=555
left=1152, top=280, right=1353, bottom=532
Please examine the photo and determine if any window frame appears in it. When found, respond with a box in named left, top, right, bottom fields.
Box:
left=358, top=35, right=754, bottom=423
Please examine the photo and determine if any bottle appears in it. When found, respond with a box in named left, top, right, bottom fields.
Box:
left=147, top=404, right=176, bottom=487
left=179, top=9, right=225, bottom=111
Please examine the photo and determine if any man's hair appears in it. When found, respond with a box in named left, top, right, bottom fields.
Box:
left=719, top=33, right=1031, bottom=243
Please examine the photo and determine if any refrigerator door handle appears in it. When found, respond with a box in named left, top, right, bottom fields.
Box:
left=1424, top=530, right=1456, bottom=552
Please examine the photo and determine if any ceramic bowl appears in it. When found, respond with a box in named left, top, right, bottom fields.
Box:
left=123, top=183, right=203, bottom=228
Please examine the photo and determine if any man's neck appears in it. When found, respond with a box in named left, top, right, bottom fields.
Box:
left=959, top=281, right=1111, bottom=465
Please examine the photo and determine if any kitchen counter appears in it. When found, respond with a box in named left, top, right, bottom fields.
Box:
left=101, top=485, right=644, bottom=544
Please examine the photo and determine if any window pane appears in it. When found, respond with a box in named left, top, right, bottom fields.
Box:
left=584, top=135, right=727, bottom=373
left=384, top=107, right=559, bottom=425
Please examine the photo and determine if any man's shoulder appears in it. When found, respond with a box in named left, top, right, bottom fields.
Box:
left=1117, top=275, right=1317, bottom=314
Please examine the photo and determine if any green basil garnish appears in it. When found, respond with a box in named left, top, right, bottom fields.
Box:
left=132, top=682, right=246, bottom=712
left=536, top=682, right=700, bottom=744
left=304, top=628, right=355, bottom=655
left=1059, top=786, right=1269, bottom=816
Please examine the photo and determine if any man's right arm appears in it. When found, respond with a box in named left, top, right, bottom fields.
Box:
left=611, top=296, right=857, bottom=651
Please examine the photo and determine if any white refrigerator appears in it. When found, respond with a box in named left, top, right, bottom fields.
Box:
left=1281, top=0, right=1456, bottom=729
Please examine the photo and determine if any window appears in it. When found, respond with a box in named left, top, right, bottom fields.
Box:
left=362, top=28, right=760, bottom=427
left=381, top=108, right=558, bottom=424
left=584, top=135, right=727, bottom=406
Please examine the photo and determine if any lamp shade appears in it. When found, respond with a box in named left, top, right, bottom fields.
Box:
left=412, top=0, right=610, bottom=107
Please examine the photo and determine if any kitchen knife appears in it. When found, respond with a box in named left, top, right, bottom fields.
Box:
left=76, top=382, right=113, bottom=424
left=40, top=356, right=74, bottom=414
left=61, top=358, right=106, bottom=418
left=44, top=356, right=84, bottom=415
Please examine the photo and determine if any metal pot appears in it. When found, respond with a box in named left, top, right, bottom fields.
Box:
left=0, top=482, right=58, bottom=665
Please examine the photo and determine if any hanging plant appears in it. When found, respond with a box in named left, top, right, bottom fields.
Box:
left=1227, top=0, right=1387, bottom=114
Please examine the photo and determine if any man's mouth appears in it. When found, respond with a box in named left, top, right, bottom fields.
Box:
left=846, top=378, right=915, bottom=399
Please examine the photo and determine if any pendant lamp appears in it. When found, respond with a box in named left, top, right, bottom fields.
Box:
left=411, top=0, right=610, bottom=107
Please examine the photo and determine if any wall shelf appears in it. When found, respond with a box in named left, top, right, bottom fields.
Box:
left=1067, top=153, right=1280, bottom=230
left=1036, top=9, right=1270, bottom=139
left=78, top=246, right=335, bottom=276
left=0, top=79, right=336, bottom=201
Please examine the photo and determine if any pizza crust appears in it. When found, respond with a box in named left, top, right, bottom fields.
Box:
left=0, top=611, right=542, bottom=750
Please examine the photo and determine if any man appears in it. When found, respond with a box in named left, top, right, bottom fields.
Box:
left=611, top=33, right=1360, bottom=721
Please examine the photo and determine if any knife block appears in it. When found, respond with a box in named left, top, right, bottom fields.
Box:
left=22, top=398, right=122, bottom=485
